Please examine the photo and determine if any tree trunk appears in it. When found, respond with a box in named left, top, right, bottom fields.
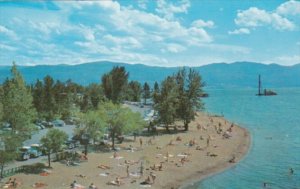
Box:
left=184, top=121, right=189, bottom=131
left=47, top=153, right=51, bottom=167
left=0, top=163, right=4, bottom=179
left=165, top=124, right=170, bottom=133
left=111, top=132, right=115, bottom=150
left=84, top=144, right=88, bottom=156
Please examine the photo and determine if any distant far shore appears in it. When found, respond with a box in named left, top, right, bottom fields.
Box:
left=1, top=112, right=250, bottom=189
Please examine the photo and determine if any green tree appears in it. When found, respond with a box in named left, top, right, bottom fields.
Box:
left=0, top=136, right=19, bottom=178
left=99, top=102, right=145, bottom=150
left=126, top=81, right=142, bottom=102
left=152, top=81, right=160, bottom=104
left=42, top=75, right=55, bottom=121
left=154, top=77, right=178, bottom=132
left=76, top=111, right=105, bottom=155
left=142, top=82, right=151, bottom=104
left=101, top=66, right=129, bottom=103
left=1, top=63, right=37, bottom=175
left=40, top=128, right=68, bottom=167
left=32, top=79, right=44, bottom=118
left=2, top=63, right=37, bottom=140
left=53, top=80, right=73, bottom=120
left=175, top=68, right=205, bottom=131
left=87, top=83, right=104, bottom=109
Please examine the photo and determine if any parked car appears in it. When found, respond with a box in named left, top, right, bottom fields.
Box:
left=52, top=120, right=65, bottom=127
left=16, top=146, right=30, bottom=161
left=64, top=139, right=80, bottom=149
left=36, top=120, right=53, bottom=128
left=30, top=144, right=44, bottom=157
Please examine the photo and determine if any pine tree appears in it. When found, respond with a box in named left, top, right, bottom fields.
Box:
left=43, top=75, right=55, bottom=121
left=127, top=81, right=142, bottom=102
left=2, top=63, right=37, bottom=139
left=142, top=82, right=150, bottom=104
left=101, top=66, right=129, bottom=103
left=0, top=63, right=37, bottom=176
left=155, top=76, right=178, bottom=132
left=152, top=81, right=160, bottom=104
left=32, top=79, right=44, bottom=118
left=175, top=68, right=204, bottom=131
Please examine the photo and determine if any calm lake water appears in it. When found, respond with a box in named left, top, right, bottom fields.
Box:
left=189, top=88, right=300, bottom=189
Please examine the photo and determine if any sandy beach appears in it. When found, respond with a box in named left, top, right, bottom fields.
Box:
left=1, top=112, right=250, bottom=189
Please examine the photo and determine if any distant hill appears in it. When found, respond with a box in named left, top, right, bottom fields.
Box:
left=0, top=61, right=299, bottom=88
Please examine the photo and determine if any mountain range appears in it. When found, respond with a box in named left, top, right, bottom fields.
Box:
left=0, top=61, right=299, bottom=88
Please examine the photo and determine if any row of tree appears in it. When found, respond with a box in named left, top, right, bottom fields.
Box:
left=154, top=68, right=205, bottom=131
left=30, top=66, right=152, bottom=122
left=0, top=63, right=205, bottom=174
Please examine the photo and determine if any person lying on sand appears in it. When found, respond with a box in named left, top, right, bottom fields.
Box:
left=3, top=178, right=20, bottom=188
left=229, top=155, right=236, bottom=163
left=33, top=182, right=47, bottom=188
left=207, top=152, right=218, bottom=157
left=75, top=174, right=87, bottom=178
left=176, top=136, right=182, bottom=141
left=168, top=139, right=175, bottom=146
left=196, top=146, right=204, bottom=150
left=223, top=131, right=232, bottom=139
left=97, top=164, right=111, bottom=169
left=107, top=177, right=123, bottom=186
left=39, top=171, right=50, bottom=176
left=150, top=162, right=163, bottom=171
left=124, top=159, right=139, bottom=165
left=88, top=183, right=97, bottom=189
left=140, top=176, right=152, bottom=185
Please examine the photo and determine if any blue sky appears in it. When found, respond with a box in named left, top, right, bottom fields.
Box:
left=0, top=0, right=299, bottom=67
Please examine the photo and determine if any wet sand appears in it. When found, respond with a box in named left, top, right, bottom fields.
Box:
left=1, top=112, right=250, bottom=189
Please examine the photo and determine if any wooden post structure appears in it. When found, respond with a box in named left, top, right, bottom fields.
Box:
left=258, top=74, right=262, bottom=95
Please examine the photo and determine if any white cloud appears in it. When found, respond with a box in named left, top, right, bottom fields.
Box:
left=228, top=28, right=250, bottom=35
left=165, top=43, right=186, bottom=53
left=0, top=25, right=18, bottom=39
left=191, top=19, right=214, bottom=28
left=0, top=0, right=260, bottom=67
left=276, top=0, right=300, bottom=16
left=0, top=43, right=17, bottom=51
left=273, top=55, right=300, bottom=65
left=156, top=0, right=190, bottom=20
left=235, top=7, right=296, bottom=31
left=103, top=35, right=142, bottom=49
left=137, top=0, right=148, bottom=10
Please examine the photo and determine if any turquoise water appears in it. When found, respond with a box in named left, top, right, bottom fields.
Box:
left=191, top=88, right=300, bottom=189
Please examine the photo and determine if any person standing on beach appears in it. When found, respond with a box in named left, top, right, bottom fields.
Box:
left=139, top=138, right=143, bottom=147
left=150, top=172, right=156, bottom=184
left=140, top=161, right=144, bottom=177
left=206, top=137, right=210, bottom=147
left=126, top=165, right=130, bottom=177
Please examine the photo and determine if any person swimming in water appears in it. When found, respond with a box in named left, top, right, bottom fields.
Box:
left=289, top=168, right=294, bottom=175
